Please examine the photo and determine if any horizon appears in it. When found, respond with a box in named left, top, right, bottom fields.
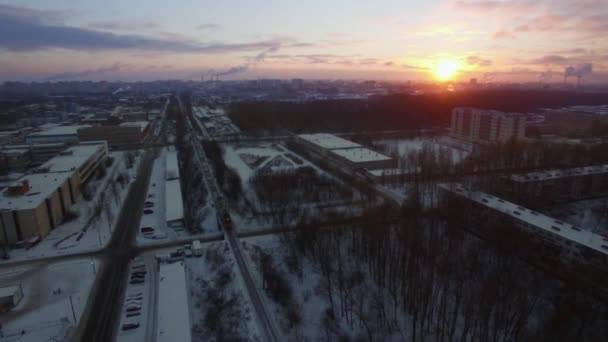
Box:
left=1, top=0, right=607, bottom=83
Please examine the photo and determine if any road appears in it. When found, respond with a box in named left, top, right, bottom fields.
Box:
left=179, top=94, right=282, bottom=342
left=76, top=148, right=155, bottom=342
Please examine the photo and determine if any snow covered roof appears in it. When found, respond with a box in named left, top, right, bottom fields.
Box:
left=440, top=184, right=608, bottom=256
left=119, top=121, right=149, bottom=131
left=39, top=143, right=106, bottom=173
left=0, top=285, right=20, bottom=299
left=165, top=151, right=180, bottom=180
left=156, top=262, right=192, bottom=342
left=28, top=125, right=91, bottom=137
left=331, top=147, right=392, bottom=163
left=511, top=164, right=608, bottom=183
left=298, top=133, right=362, bottom=150
left=0, top=172, right=71, bottom=210
left=165, top=179, right=184, bottom=223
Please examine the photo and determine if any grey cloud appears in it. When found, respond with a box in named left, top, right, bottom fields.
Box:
left=384, top=61, right=396, bottom=67
left=196, top=23, right=220, bottom=31
left=90, top=20, right=160, bottom=31
left=466, top=56, right=492, bottom=66
left=45, top=62, right=127, bottom=81
left=530, top=55, right=572, bottom=65
left=0, top=4, right=281, bottom=54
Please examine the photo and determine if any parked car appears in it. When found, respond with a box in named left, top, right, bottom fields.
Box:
left=121, top=323, right=140, bottom=331
left=144, top=201, right=154, bottom=208
left=143, top=209, right=154, bottom=215
left=130, top=279, right=144, bottom=285
left=126, top=312, right=141, bottom=318
left=140, top=226, right=154, bottom=234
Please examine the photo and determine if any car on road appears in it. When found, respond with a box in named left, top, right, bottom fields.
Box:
left=121, top=323, right=140, bottom=331
left=140, top=226, right=154, bottom=235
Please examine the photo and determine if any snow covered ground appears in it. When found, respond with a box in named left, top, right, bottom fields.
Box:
left=374, top=136, right=471, bottom=166
left=543, top=197, right=608, bottom=235
left=0, top=258, right=100, bottom=342
left=241, top=234, right=411, bottom=341
left=1, top=151, right=142, bottom=264
left=184, top=241, right=259, bottom=342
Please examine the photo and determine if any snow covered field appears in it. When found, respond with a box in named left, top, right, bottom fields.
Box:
left=241, top=234, right=411, bottom=341
left=1, top=151, right=142, bottom=264
left=184, top=241, right=259, bottom=342
left=0, top=258, right=100, bottom=342
left=222, top=142, right=363, bottom=231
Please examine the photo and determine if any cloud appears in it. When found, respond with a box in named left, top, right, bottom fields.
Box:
left=530, top=55, right=572, bottom=65
left=493, top=30, right=514, bottom=39
left=384, top=61, right=395, bottom=67
left=466, top=55, right=492, bottom=66
left=454, top=1, right=535, bottom=13
left=0, top=4, right=282, bottom=54
left=196, top=23, right=220, bottom=31
left=359, top=58, right=378, bottom=65
left=45, top=62, right=128, bottom=81
left=89, top=20, right=160, bottom=31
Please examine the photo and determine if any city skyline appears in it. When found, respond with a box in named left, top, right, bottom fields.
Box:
left=1, top=0, right=608, bottom=83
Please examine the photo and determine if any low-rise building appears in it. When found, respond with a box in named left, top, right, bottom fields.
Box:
left=505, top=164, right=608, bottom=206
left=26, top=125, right=91, bottom=144
left=439, top=184, right=608, bottom=291
left=0, top=142, right=108, bottom=245
left=297, top=133, right=394, bottom=170
left=78, top=121, right=149, bottom=147
left=0, top=285, right=23, bottom=311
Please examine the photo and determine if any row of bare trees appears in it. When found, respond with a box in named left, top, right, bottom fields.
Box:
left=278, top=197, right=607, bottom=341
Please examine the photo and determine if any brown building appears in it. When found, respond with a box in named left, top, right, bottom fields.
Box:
left=77, top=121, right=149, bottom=147
left=0, top=142, right=107, bottom=245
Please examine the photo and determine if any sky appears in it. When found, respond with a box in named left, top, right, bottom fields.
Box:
left=0, top=0, right=607, bottom=83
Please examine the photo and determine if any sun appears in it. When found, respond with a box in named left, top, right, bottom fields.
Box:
left=434, top=59, right=462, bottom=81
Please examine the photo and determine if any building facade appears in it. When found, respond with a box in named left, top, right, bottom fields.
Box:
left=439, top=184, right=608, bottom=294
left=451, top=107, right=526, bottom=143
left=0, top=142, right=108, bottom=245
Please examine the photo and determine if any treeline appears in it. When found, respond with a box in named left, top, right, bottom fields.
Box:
left=279, top=200, right=608, bottom=341
left=228, top=90, right=608, bottom=133
left=374, top=139, right=608, bottom=185
left=202, top=140, right=242, bottom=202
left=250, top=166, right=353, bottom=211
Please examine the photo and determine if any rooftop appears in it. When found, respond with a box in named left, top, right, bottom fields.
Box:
left=165, top=179, right=184, bottom=222
left=331, top=147, right=392, bottom=163
left=28, top=125, right=91, bottom=137
left=298, top=133, right=362, bottom=150
left=0, top=172, right=72, bottom=210
left=119, top=121, right=149, bottom=131
left=440, top=184, right=608, bottom=256
left=156, top=261, right=192, bottom=342
left=39, top=143, right=106, bottom=173
left=511, top=164, right=608, bottom=183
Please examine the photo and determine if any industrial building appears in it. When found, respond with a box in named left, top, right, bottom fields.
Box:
left=77, top=121, right=149, bottom=147
left=439, top=184, right=608, bottom=287
left=0, top=142, right=108, bottom=245
left=505, top=164, right=608, bottom=206
left=26, top=125, right=91, bottom=144
left=297, top=133, right=394, bottom=170
left=451, top=108, right=526, bottom=143
left=165, top=150, right=184, bottom=230
left=156, top=261, right=192, bottom=342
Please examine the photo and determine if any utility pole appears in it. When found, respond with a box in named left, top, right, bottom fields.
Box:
left=69, top=295, right=77, bottom=324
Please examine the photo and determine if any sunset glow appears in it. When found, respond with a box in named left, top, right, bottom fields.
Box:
left=434, top=60, right=462, bottom=81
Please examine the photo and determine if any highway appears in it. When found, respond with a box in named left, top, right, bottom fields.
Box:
left=179, top=94, right=282, bottom=342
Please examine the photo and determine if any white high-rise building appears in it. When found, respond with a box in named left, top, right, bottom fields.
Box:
left=451, top=107, right=526, bottom=143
